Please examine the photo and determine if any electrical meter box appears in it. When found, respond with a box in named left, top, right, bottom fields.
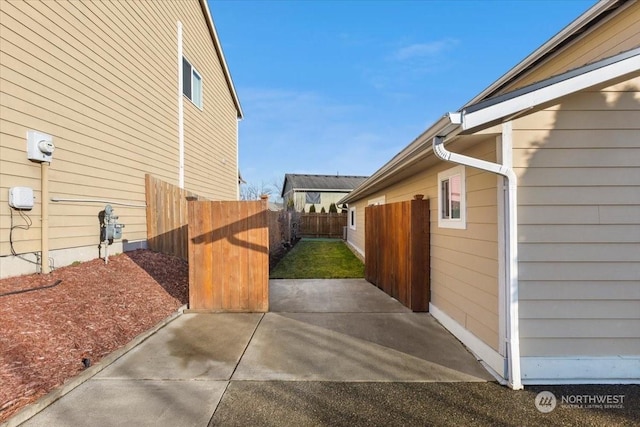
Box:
left=27, top=130, right=55, bottom=163
left=9, top=187, right=34, bottom=210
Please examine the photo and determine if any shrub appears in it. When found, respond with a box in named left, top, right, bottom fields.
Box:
left=328, top=203, right=338, bottom=213
left=309, top=204, right=316, bottom=213
left=320, top=206, right=326, bottom=213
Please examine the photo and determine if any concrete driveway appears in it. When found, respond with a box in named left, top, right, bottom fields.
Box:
left=13, top=279, right=639, bottom=426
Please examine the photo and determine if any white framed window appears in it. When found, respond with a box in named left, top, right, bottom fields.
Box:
left=437, top=165, right=466, bottom=229
left=349, top=206, right=356, bottom=230
left=367, top=195, right=385, bottom=206
left=182, top=56, right=203, bottom=109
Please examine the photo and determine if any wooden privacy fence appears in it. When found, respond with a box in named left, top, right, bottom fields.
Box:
left=299, top=213, right=347, bottom=238
left=188, top=199, right=269, bottom=312
left=145, top=174, right=201, bottom=260
left=267, top=210, right=299, bottom=264
left=365, top=197, right=430, bottom=311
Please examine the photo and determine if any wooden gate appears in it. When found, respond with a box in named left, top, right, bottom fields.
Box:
left=188, top=199, right=268, bottom=312
left=365, top=197, right=430, bottom=311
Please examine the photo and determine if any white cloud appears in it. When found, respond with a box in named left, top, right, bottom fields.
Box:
left=237, top=86, right=418, bottom=186
left=390, top=38, right=458, bottom=61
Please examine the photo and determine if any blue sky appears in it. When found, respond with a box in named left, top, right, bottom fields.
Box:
left=208, top=0, right=595, bottom=198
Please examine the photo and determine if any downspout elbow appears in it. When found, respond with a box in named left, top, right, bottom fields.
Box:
left=433, top=119, right=522, bottom=390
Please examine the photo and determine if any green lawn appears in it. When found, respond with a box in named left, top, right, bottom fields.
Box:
left=269, top=239, right=364, bottom=279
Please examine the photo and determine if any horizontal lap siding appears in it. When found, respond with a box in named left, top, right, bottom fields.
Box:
left=348, top=138, right=501, bottom=350
left=0, top=0, right=177, bottom=255
left=516, top=77, right=640, bottom=357
left=0, top=0, right=238, bottom=258
left=181, top=1, right=238, bottom=201
left=346, top=199, right=366, bottom=255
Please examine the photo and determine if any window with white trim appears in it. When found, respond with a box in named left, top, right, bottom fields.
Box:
left=437, top=165, right=466, bottom=229
left=349, top=206, right=356, bottom=230
left=182, top=57, right=203, bottom=109
left=367, top=195, right=385, bottom=206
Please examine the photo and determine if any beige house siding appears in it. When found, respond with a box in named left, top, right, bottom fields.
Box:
left=0, top=0, right=239, bottom=274
left=181, top=1, right=238, bottom=200
left=295, top=191, right=349, bottom=212
left=346, top=138, right=501, bottom=350
left=516, top=76, right=640, bottom=357
left=502, top=1, right=640, bottom=93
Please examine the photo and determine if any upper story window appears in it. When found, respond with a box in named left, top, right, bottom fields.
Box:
left=437, top=165, right=466, bottom=229
left=183, top=57, right=202, bottom=109
left=305, top=192, right=321, bottom=204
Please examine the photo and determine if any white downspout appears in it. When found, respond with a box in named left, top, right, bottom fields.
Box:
left=177, top=21, right=185, bottom=189
left=433, top=115, right=523, bottom=390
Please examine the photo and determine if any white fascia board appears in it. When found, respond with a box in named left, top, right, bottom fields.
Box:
left=342, top=115, right=453, bottom=204
left=462, top=53, right=640, bottom=131
left=198, top=0, right=243, bottom=119
left=465, top=0, right=616, bottom=106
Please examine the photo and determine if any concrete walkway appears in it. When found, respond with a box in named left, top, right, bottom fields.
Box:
left=14, top=279, right=639, bottom=426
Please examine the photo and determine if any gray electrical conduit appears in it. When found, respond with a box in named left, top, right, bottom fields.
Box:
left=0, top=279, right=63, bottom=297
left=50, top=198, right=147, bottom=208
left=1, top=199, right=142, bottom=295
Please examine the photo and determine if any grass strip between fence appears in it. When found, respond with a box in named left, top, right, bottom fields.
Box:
left=269, top=239, right=364, bottom=279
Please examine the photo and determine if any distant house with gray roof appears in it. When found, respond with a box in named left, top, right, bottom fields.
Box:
left=281, top=174, right=368, bottom=212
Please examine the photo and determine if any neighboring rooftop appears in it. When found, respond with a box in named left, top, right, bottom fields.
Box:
left=281, top=174, right=369, bottom=197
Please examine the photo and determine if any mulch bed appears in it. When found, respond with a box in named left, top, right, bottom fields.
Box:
left=0, top=250, right=188, bottom=423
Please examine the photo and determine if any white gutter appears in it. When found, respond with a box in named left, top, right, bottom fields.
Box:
left=462, top=50, right=640, bottom=131
left=433, top=113, right=523, bottom=390
left=465, top=0, right=623, bottom=105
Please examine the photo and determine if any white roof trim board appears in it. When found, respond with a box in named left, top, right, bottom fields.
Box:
left=465, top=0, right=628, bottom=105
left=343, top=47, right=640, bottom=204
left=459, top=47, right=640, bottom=132
left=199, top=0, right=243, bottom=119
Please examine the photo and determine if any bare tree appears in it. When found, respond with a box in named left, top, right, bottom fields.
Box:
left=271, top=177, right=284, bottom=203
left=240, top=181, right=274, bottom=201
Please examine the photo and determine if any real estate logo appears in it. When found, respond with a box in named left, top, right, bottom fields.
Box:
left=535, top=391, right=557, bottom=413
left=535, top=391, right=626, bottom=413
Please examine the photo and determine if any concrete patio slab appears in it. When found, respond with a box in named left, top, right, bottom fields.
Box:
left=232, top=312, right=492, bottom=382
left=22, top=379, right=226, bottom=427
left=269, top=279, right=411, bottom=313
left=96, top=313, right=262, bottom=380
left=10, top=279, right=494, bottom=426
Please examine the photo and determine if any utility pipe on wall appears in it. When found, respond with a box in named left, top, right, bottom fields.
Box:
left=51, top=198, right=147, bottom=208
left=433, top=114, right=523, bottom=390
left=41, top=162, right=50, bottom=274
left=177, top=21, right=185, bottom=189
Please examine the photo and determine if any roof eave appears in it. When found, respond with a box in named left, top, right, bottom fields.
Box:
left=340, top=114, right=452, bottom=204
left=344, top=48, right=640, bottom=204
left=464, top=0, right=625, bottom=106
left=199, top=0, right=244, bottom=119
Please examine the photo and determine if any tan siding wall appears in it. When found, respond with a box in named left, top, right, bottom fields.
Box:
left=347, top=138, right=501, bottom=350
left=0, top=1, right=238, bottom=266
left=346, top=198, right=366, bottom=255
left=516, top=77, right=640, bottom=357
left=502, top=1, right=640, bottom=93
left=181, top=0, right=238, bottom=200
